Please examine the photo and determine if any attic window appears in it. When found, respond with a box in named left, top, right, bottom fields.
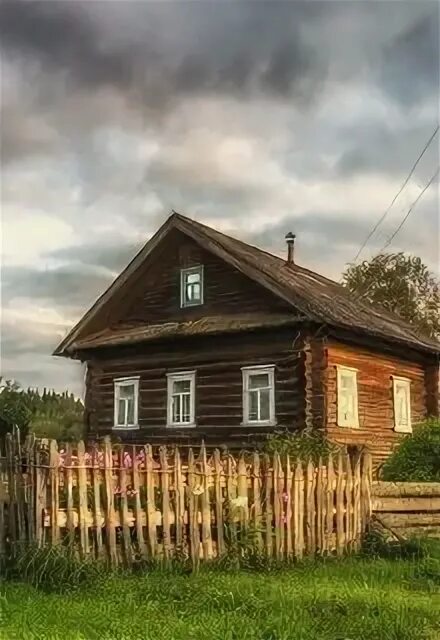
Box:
left=181, top=266, right=203, bottom=307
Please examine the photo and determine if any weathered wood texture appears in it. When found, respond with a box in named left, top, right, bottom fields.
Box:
left=372, top=481, right=440, bottom=538
left=0, top=432, right=372, bottom=564
left=118, top=229, right=291, bottom=325
left=85, top=329, right=304, bottom=447
left=325, top=341, right=430, bottom=467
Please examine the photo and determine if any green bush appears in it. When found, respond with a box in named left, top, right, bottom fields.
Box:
left=264, top=427, right=341, bottom=463
left=380, top=419, right=440, bottom=482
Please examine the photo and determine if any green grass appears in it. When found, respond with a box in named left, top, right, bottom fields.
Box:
left=1, top=551, right=439, bottom=640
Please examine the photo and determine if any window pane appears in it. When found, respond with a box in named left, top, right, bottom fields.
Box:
left=396, top=385, right=408, bottom=425
left=172, top=395, right=180, bottom=423
left=340, top=373, right=355, bottom=390
left=259, top=389, right=270, bottom=421
left=186, top=272, right=200, bottom=284
left=126, top=398, right=135, bottom=424
left=119, top=384, right=134, bottom=399
left=249, top=390, right=259, bottom=421
left=117, top=399, right=126, bottom=425
left=173, top=380, right=191, bottom=393
left=186, top=283, right=200, bottom=301
left=340, top=390, right=354, bottom=421
left=182, top=393, right=191, bottom=422
left=249, top=373, right=269, bottom=389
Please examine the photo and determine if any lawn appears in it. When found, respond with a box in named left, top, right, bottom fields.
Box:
left=1, top=553, right=439, bottom=640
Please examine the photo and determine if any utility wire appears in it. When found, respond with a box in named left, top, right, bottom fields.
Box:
left=352, top=124, right=439, bottom=263
left=380, top=166, right=439, bottom=252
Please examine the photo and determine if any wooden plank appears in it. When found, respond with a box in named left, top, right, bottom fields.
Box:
left=132, top=445, right=147, bottom=561
left=65, top=443, right=75, bottom=547
left=273, top=453, right=283, bottom=559
left=252, top=452, right=262, bottom=551
left=174, top=447, right=185, bottom=554
left=77, top=440, right=90, bottom=557
left=0, top=453, right=5, bottom=554
left=34, top=440, right=47, bottom=547
left=103, top=437, right=117, bottom=566
left=361, top=451, right=372, bottom=535
left=91, top=446, right=103, bottom=558
left=24, top=434, right=35, bottom=542
left=336, top=453, right=345, bottom=556
left=118, top=445, right=132, bottom=566
left=285, top=456, right=293, bottom=558
left=14, top=430, right=26, bottom=544
left=188, top=448, right=199, bottom=567
left=325, top=455, right=335, bottom=552
left=5, top=434, right=16, bottom=544
left=263, top=454, right=273, bottom=558
left=372, top=482, right=440, bottom=498
left=372, top=497, right=440, bottom=512
left=352, top=456, right=361, bottom=551
left=200, top=445, right=213, bottom=559
left=237, top=453, right=249, bottom=528
left=296, top=460, right=304, bottom=559
left=379, top=513, right=440, bottom=528
left=316, top=458, right=324, bottom=554
left=49, top=440, right=60, bottom=545
left=213, top=449, right=224, bottom=556
left=345, top=456, right=353, bottom=552
left=159, top=447, right=171, bottom=560
left=145, top=444, right=156, bottom=557
left=305, top=459, right=316, bottom=555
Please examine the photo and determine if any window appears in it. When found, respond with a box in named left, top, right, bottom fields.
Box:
left=181, top=266, right=203, bottom=307
left=393, top=377, right=412, bottom=433
left=242, top=365, right=276, bottom=426
left=167, top=371, right=196, bottom=427
left=337, top=366, right=359, bottom=428
left=114, top=377, right=139, bottom=429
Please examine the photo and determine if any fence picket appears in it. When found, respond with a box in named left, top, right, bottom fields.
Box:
left=345, top=456, right=353, bottom=551
left=201, top=445, right=213, bottom=559
left=285, top=456, right=293, bottom=557
left=174, top=447, right=185, bottom=554
left=252, top=452, right=262, bottom=551
left=336, top=453, right=345, bottom=556
left=49, top=440, right=60, bottom=545
left=159, top=447, right=171, bottom=561
left=326, top=455, right=335, bottom=553
left=353, top=456, right=361, bottom=551
left=316, top=457, right=324, bottom=554
left=103, top=437, right=117, bottom=566
left=188, top=448, right=199, bottom=567
left=213, top=449, right=224, bottom=556
left=273, top=453, right=283, bottom=559
left=145, top=444, right=156, bottom=558
left=132, top=445, right=147, bottom=561
left=118, top=446, right=132, bottom=566
left=263, top=454, right=273, bottom=557
left=305, top=459, right=316, bottom=555
left=77, top=440, right=90, bottom=557
left=65, top=443, right=75, bottom=547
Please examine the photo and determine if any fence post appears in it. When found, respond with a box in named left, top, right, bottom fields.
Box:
left=213, top=449, right=224, bottom=557
left=49, top=439, right=60, bottom=545
left=103, top=437, right=117, bottom=566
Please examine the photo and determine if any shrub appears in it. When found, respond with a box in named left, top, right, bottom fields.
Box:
left=380, top=419, right=440, bottom=482
left=264, top=427, right=341, bottom=463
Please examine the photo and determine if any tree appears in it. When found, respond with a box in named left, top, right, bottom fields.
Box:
left=0, top=378, right=85, bottom=441
left=343, top=252, right=440, bottom=339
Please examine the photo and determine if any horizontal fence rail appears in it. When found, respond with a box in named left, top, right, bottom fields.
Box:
left=0, top=431, right=373, bottom=566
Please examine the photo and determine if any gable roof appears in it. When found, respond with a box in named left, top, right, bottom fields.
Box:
left=54, top=212, right=440, bottom=356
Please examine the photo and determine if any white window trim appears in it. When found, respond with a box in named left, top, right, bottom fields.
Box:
left=180, top=265, right=204, bottom=308
left=392, top=376, right=412, bottom=433
left=241, top=365, right=276, bottom=427
left=113, top=376, right=140, bottom=430
left=166, top=371, right=196, bottom=428
left=336, top=366, right=359, bottom=428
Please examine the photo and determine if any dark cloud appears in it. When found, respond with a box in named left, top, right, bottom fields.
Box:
left=48, top=240, right=143, bottom=273
left=381, top=12, right=440, bottom=107
left=0, top=1, right=326, bottom=106
left=2, top=265, right=113, bottom=309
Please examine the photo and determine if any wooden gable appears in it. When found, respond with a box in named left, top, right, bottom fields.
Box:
left=115, top=228, right=291, bottom=325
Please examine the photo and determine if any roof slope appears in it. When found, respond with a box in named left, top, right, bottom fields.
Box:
left=54, top=212, right=440, bottom=356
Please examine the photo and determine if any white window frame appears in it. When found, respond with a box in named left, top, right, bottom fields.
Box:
left=241, top=365, right=276, bottom=427
left=180, top=265, right=204, bottom=308
left=336, top=366, right=359, bottom=428
left=113, top=377, right=140, bottom=430
left=392, top=376, right=412, bottom=433
left=166, top=371, right=196, bottom=428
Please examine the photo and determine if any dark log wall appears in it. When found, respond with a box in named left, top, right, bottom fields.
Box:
left=325, top=340, right=429, bottom=467
left=84, top=329, right=304, bottom=448
left=117, top=229, right=290, bottom=325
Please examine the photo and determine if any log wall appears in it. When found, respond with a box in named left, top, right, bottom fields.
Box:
left=325, top=340, right=428, bottom=468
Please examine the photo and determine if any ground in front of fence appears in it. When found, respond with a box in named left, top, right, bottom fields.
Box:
left=1, top=552, right=439, bottom=640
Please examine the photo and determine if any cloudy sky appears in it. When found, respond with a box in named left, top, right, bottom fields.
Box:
left=1, top=0, right=439, bottom=398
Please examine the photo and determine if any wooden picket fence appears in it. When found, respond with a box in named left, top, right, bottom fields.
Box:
left=0, top=430, right=373, bottom=565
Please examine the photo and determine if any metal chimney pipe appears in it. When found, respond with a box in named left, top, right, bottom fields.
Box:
left=285, top=232, right=296, bottom=264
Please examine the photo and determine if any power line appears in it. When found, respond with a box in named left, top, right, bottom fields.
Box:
left=380, top=166, right=439, bottom=252
left=353, top=124, right=439, bottom=263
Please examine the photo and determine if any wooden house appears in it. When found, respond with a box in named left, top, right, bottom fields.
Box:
left=54, top=212, right=440, bottom=465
